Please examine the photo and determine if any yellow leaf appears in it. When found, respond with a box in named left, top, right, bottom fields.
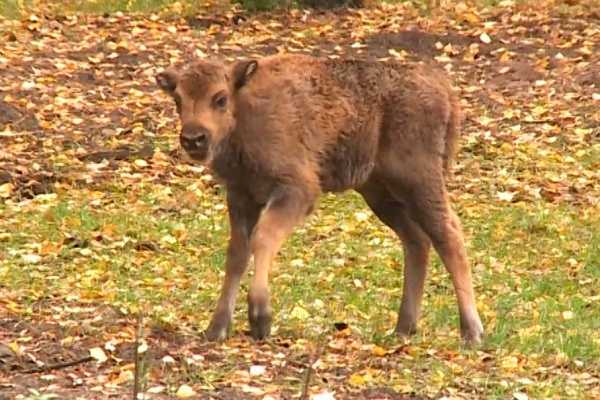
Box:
left=348, top=373, right=365, bottom=385
left=161, top=234, right=177, bottom=244
left=175, top=385, right=197, bottom=398
left=120, top=362, right=136, bottom=371
left=370, top=346, right=387, bottom=356
left=137, top=341, right=148, bottom=353
left=444, top=43, right=453, bottom=55
left=497, top=191, right=516, bottom=202
left=23, top=254, right=41, bottom=264
left=60, top=336, right=75, bottom=345
left=111, top=370, right=134, bottom=384
left=250, top=365, right=266, bottom=376
left=465, top=12, right=479, bottom=23
left=8, top=341, right=21, bottom=355
left=290, top=305, right=310, bottom=320
left=388, top=48, right=406, bottom=60
left=89, top=347, right=108, bottom=363
left=500, top=355, right=519, bottom=371
left=454, top=2, right=468, bottom=13
left=87, top=56, right=102, bottom=64
left=311, top=391, right=336, bottom=400
left=354, top=211, right=369, bottom=222
left=134, top=159, right=148, bottom=168
left=117, top=40, right=129, bottom=50
left=479, top=32, right=491, bottom=44
left=90, top=191, right=105, bottom=200
left=148, top=386, right=167, bottom=394
left=321, top=25, right=333, bottom=33
left=171, top=2, right=183, bottom=13
left=0, top=182, right=13, bottom=198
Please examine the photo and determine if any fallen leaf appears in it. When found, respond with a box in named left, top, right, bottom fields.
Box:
left=290, top=305, right=310, bottom=320
left=0, top=182, right=13, bottom=198
left=175, top=384, right=197, bottom=398
left=311, top=391, right=336, bottom=400
left=250, top=365, right=267, bottom=376
left=497, top=191, right=516, bottom=202
left=8, top=341, right=22, bottom=355
left=89, top=347, right=108, bottom=363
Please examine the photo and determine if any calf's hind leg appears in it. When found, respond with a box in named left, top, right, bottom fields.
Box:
left=358, top=178, right=431, bottom=337
left=385, top=170, right=484, bottom=346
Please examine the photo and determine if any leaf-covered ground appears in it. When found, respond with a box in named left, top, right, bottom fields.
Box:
left=2, top=1, right=600, bottom=399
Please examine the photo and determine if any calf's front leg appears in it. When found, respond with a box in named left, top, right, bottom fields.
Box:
left=203, top=194, right=261, bottom=341
left=247, top=188, right=316, bottom=340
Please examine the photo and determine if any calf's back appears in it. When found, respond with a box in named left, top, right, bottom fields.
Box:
left=209, top=54, right=458, bottom=201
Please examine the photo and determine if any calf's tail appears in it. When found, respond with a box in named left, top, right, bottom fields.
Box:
left=443, top=87, right=462, bottom=181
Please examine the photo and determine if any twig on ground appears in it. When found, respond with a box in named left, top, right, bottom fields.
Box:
left=133, top=310, right=143, bottom=400
left=521, top=119, right=558, bottom=124
left=21, top=356, right=94, bottom=374
left=300, top=341, right=325, bottom=400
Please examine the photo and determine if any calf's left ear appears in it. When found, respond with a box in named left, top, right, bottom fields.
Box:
left=231, top=60, right=258, bottom=91
left=156, top=68, right=179, bottom=95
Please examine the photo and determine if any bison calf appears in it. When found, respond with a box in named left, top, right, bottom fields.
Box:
left=156, top=53, right=484, bottom=346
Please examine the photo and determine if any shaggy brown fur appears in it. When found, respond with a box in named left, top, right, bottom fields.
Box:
left=156, top=53, right=484, bottom=346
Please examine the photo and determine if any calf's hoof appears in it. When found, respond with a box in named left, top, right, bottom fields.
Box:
left=248, top=286, right=272, bottom=341
left=394, top=319, right=419, bottom=337
left=461, top=322, right=484, bottom=348
left=202, top=325, right=229, bottom=342
left=248, top=305, right=272, bottom=341
left=249, top=313, right=272, bottom=340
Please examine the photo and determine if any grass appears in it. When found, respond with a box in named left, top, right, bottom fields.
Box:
left=2, top=179, right=600, bottom=397
left=0, top=0, right=582, bottom=19
left=0, top=0, right=205, bottom=18
left=1, top=0, right=600, bottom=397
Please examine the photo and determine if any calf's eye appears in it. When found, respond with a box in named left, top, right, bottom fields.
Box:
left=215, top=96, right=227, bottom=109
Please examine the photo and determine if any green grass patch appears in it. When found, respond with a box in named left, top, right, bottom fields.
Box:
left=0, top=0, right=574, bottom=19
left=2, top=181, right=600, bottom=397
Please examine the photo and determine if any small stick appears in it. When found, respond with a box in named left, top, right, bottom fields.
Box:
left=133, top=310, right=143, bottom=400
left=520, top=119, right=558, bottom=124
left=300, top=342, right=325, bottom=400
left=21, top=356, right=94, bottom=374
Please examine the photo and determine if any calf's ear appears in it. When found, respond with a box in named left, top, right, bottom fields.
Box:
left=156, top=68, right=179, bottom=95
left=232, top=60, right=258, bottom=91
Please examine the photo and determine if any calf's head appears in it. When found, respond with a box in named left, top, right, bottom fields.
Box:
left=156, top=59, right=259, bottom=162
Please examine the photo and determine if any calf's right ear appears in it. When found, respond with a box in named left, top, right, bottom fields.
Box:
left=232, top=60, right=258, bottom=91
left=156, top=68, right=179, bottom=95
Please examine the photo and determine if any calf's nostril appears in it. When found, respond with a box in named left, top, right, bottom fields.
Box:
left=180, top=137, right=195, bottom=150
left=180, top=131, right=208, bottom=152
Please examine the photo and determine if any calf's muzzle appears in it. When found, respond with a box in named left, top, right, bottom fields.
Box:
left=180, top=124, right=210, bottom=160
